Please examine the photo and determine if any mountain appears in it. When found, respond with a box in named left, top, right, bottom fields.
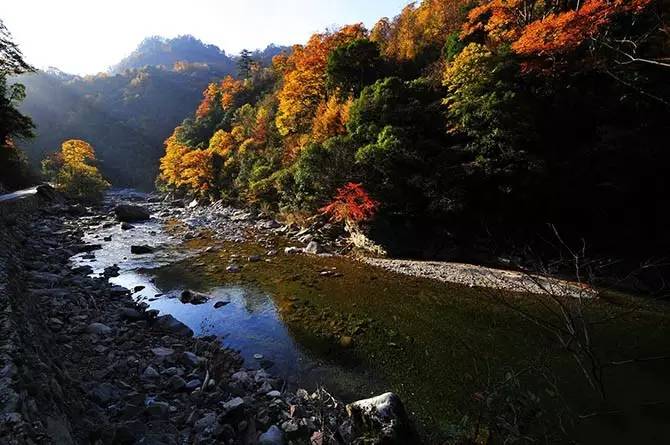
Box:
left=13, top=37, right=287, bottom=189
left=110, top=35, right=233, bottom=74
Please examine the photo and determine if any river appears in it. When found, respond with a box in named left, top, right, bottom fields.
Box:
left=70, top=191, right=670, bottom=443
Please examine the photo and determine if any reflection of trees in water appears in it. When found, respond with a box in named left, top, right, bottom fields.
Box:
left=238, top=287, right=274, bottom=315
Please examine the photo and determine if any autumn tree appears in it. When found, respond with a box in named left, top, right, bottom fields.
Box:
left=42, top=139, right=109, bottom=203
left=275, top=24, right=367, bottom=141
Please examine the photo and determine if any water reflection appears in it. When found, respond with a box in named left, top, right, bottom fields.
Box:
left=70, top=214, right=382, bottom=400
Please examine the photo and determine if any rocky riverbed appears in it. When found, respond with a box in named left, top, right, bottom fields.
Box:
left=0, top=190, right=413, bottom=445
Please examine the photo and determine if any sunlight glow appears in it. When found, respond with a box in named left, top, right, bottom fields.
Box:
left=3, top=0, right=413, bottom=74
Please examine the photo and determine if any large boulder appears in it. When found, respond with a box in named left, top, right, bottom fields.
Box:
left=346, top=392, right=413, bottom=444
left=114, top=204, right=151, bottom=222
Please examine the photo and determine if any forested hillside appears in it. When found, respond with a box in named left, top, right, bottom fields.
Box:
left=158, top=0, right=670, bottom=261
left=13, top=36, right=286, bottom=188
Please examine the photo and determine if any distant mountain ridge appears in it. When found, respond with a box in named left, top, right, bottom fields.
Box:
left=13, top=36, right=289, bottom=188
left=110, top=35, right=234, bottom=74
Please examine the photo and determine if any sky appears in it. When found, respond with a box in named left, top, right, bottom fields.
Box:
left=3, top=0, right=414, bottom=75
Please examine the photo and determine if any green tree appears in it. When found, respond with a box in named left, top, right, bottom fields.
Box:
left=348, top=77, right=467, bottom=217
left=0, top=19, right=35, bottom=190
left=326, top=39, right=384, bottom=96
left=237, top=49, right=254, bottom=79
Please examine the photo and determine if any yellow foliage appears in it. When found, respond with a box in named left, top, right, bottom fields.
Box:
left=48, top=139, right=109, bottom=202
left=311, top=96, right=353, bottom=143
left=276, top=24, right=367, bottom=138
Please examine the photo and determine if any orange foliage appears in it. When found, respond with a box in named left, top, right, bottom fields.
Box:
left=512, top=0, right=654, bottom=58
left=195, top=75, right=245, bottom=119
left=320, top=182, right=379, bottom=224
left=462, top=0, right=655, bottom=62
left=220, top=75, right=245, bottom=109
left=276, top=24, right=367, bottom=137
left=195, top=83, right=220, bottom=119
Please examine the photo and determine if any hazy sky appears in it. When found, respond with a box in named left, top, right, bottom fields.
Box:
left=3, top=0, right=413, bottom=75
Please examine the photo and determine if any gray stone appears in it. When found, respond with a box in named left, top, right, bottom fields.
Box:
left=154, top=314, right=194, bottom=337
left=226, top=264, right=241, bottom=273
left=110, top=285, right=130, bottom=297
left=120, top=307, right=142, bottom=321
left=151, top=347, right=175, bottom=358
left=194, top=412, right=217, bottom=433
left=167, top=375, right=186, bottom=391
left=259, top=425, right=284, bottom=445
left=181, top=351, right=204, bottom=367
left=346, top=392, right=412, bottom=443
left=231, top=371, right=250, bottom=385
left=114, top=204, right=151, bottom=222
left=86, top=323, right=112, bottom=335
left=304, top=241, right=321, bottom=255
left=185, top=379, right=202, bottom=391
left=145, top=401, right=169, bottom=419
left=142, top=366, right=160, bottom=380
left=222, top=397, right=245, bottom=412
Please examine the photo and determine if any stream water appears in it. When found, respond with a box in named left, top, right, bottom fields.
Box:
left=69, top=192, right=670, bottom=443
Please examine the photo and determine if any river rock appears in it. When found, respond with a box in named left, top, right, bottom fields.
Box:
left=284, top=247, right=301, bottom=255
left=114, top=204, right=151, bottom=222
left=304, top=241, right=321, bottom=254
left=346, top=392, right=412, bottom=444
left=110, top=285, right=130, bottom=297
left=180, top=289, right=209, bottom=304
left=226, top=264, right=241, bottom=273
left=87, top=322, right=113, bottom=336
left=167, top=375, right=186, bottom=391
left=185, top=379, right=202, bottom=391
left=222, top=397, right=245, bottom=412
left=231, top=371, right=251, bottom=385
left=151, top=347, right=175, bottom=358
left=130, top=245, right=154, bottom=254
left=142, top=365, right=160, bottom=380
left=120, top=222, right=133, bottom=230
left=194, top=412, right=217, bottom=434
left=259, top=425, right=284, bottom=445
left=145, top=401, right=169, bottom=419
left=154, top=314, right=194, bottom=337
left=181, top=351, right=204, bottom=367
left=213, top=300, right=229, bottom=309
left=120, top=307, right=143, bottom=321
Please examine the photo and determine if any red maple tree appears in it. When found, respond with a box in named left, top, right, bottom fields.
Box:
left=320, top=183, right=379, bottom=224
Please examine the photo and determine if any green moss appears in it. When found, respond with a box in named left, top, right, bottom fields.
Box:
left=151, top=238, right=670, bottom=443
